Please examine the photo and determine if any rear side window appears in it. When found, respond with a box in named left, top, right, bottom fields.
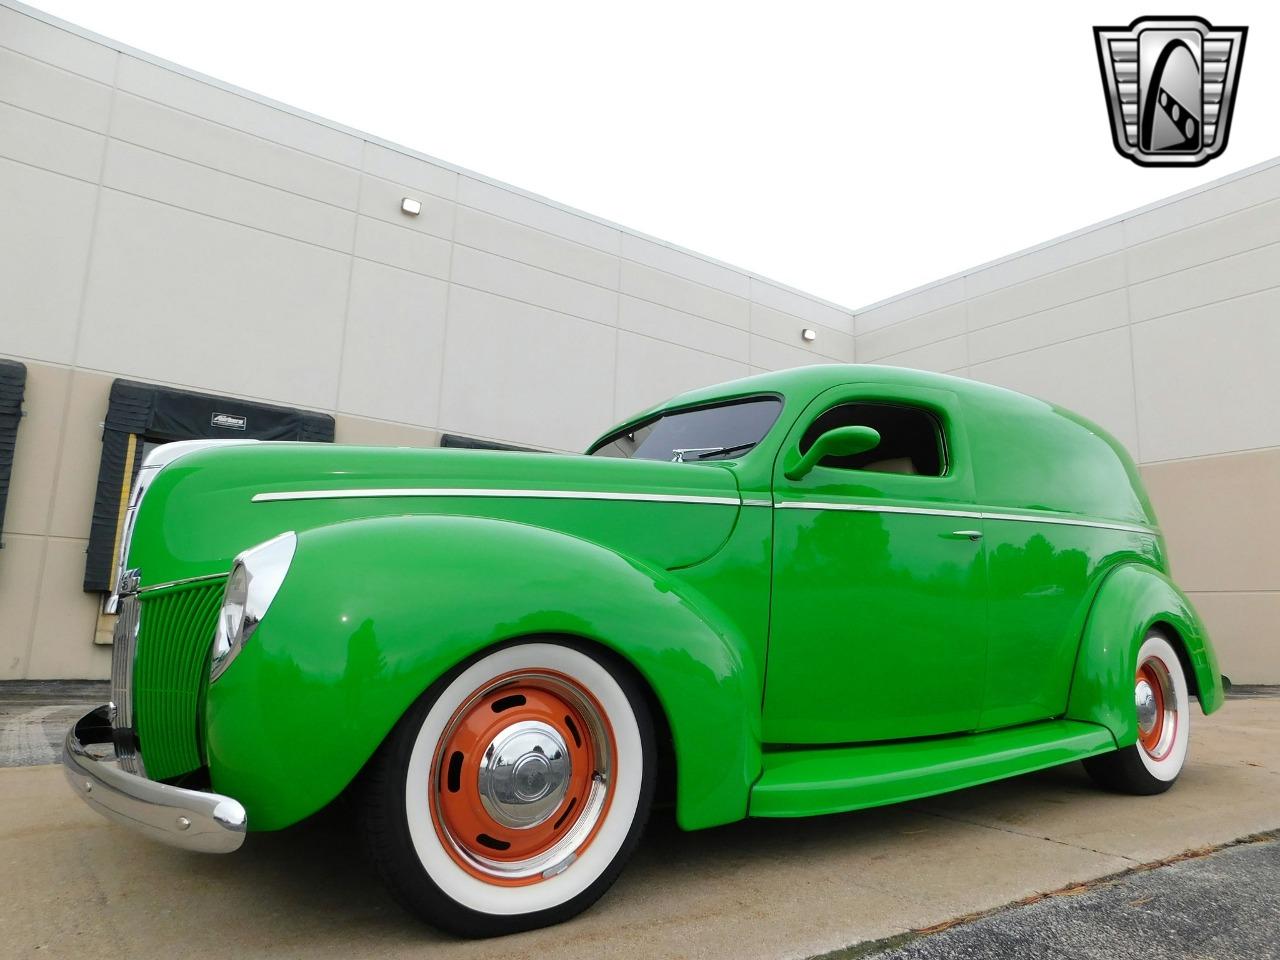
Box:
left=800, top=402, right=945, bottom=477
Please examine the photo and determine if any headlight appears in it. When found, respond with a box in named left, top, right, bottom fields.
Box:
left=210, top=531, right=297, bottom=682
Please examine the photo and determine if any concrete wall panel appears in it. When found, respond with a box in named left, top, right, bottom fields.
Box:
left=619, top=295, right=749, bottom=363
left=1142, top=448, right=1280, bottom=594
left=337, top=258, right=448, bottom=427
left=0, top=159, right=97, bottom=364
left=0, top=100, right=104, bottom=181
left=750, top=277, right=852, bottom=333
left=749, top=303, right=853, bottom=362
left=457, top=206, right=618, bottom=288
left=26, top=536, right=109, bottom=678
left=110, top=92, right=361, bottom=209
left=77, top=191, right=350, bottom=410
left=621, top=234, right=750, bottom=298
left=1132, top=290, right=1280, bottom=463
left=457, top=176, right=620, bottom=253
left=878, top=335, right=968, bottom=376
left=361, top=142, right=457, bottom=201
left=358, top=173, right=455, bottom=241
left=440, top=286, right=616, bottom=450
left=748, top=334, right=831, bottom=372
left=859, top=304, right=965, bottom=363
left=0, top=535, right=45, bottom=679
left=615, top=331, right=747, bottom=422
left=0, top=4, right=117, bottom=82
left=964, top=224, right=1125, bottom=300
left=966, top=289, right=1127, bottom=366
left=45, top=370, right=111, bottom=542
left=353, top=215, right=450, bottom=280
left=452, top=245, right=617, bottom=327
left=966, top=255, right=1126, bottom=331
left=0, top=43, right=111, bottom=131
left=116, top=56, right=363, bottom=167
left=102, top=139, right=356, bottom=252
left=969, top=327, right=1138, bottom=453
left=1188, top=591, right=1280, bottom=685
left=1128, top=241, right=1280, bottom=324
left=621, top=261, right=748, bottom=330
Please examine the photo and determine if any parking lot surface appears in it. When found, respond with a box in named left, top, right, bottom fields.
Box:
left=2, top=692, right=1276, bottom=960
left=858, top=834, right=1280, bottom=960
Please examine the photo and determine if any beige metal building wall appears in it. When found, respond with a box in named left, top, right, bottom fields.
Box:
left=0, top=2, right=854, bottom=680
left=851, top=159, right=1280, bottom=684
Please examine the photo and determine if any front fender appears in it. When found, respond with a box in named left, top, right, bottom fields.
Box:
left=1066, top=562, right=1224, bottom=745
left=205, top=514, right=760, bottom=831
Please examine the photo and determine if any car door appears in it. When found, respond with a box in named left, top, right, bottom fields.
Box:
left=762, top=383, right=989, bottom=744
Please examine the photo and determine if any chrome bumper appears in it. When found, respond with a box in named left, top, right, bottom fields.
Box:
left=62, top=706, right=247, bottom=854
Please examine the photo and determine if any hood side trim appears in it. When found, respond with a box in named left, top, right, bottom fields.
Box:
left=251, top=488, right=744, bottom=506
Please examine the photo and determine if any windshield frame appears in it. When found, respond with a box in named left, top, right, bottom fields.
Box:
left=587, top=393, right=784, bottom=463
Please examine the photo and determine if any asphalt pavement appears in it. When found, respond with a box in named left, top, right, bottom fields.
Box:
left=850, top=834, right=1280, bottom=960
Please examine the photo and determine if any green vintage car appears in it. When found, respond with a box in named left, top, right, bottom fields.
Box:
left=65, top=365, right=1223, bottom=935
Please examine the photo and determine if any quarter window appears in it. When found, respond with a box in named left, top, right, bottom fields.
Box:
left=800, top=402, right=945, bottom=477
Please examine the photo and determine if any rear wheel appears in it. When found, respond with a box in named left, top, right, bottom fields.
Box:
left=1083, top=632, right=1190, bottom=795
left=361, top=641, right=654, bottom=936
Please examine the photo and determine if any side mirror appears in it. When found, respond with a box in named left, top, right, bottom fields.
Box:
left=785, top=425, right=881, bottom=481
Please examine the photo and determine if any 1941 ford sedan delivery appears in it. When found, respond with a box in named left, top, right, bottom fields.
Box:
left=65, top=364, right=1223, bottom=936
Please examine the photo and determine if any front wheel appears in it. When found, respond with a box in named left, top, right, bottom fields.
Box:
left=1083, top=631, right=1190, bottom=795
left=360, top=641, right=655, bottom=937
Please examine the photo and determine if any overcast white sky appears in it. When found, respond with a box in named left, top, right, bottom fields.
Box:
left=28, top=1, right=1280, bottom=308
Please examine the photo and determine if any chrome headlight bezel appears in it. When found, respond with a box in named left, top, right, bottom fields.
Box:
left=210, top=531, right=297, bottom=682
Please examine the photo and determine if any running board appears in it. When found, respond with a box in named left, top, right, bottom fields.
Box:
left=749, top=719, right=1116, bottom=818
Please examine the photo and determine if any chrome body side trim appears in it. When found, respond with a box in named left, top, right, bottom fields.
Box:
left=252, top=487, right=743, bottom=507
left=979, top=510, right=1157, bottom=536
left=777, top=501, right=983, bottom=520
left=63, top=706, right=247, bottom=854
left=775, top=500, right=1157, bottom=536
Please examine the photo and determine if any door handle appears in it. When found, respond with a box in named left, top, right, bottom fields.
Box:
left=943, top=530, right=983, bottom=542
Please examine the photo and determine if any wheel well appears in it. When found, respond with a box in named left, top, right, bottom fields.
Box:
left=556, top=635, right=678, bottom=809
left=1150, top=620, right=1200, bottom=701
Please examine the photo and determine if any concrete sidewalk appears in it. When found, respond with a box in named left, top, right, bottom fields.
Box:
left=2, top=696, right=1277, bottom=960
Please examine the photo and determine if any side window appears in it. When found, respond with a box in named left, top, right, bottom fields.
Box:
left=800, top=402, right=945, bottom=477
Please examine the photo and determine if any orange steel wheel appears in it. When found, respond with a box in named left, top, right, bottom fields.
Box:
left=1135, top=657, right=1177, bottom=761
left=429, top=670, right=616, bottom=885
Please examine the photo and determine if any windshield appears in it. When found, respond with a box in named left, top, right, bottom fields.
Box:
left=590, top=396, right=782, bottom=462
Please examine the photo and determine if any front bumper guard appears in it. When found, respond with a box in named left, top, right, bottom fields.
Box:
left=62, top=705, right=247, bottom=854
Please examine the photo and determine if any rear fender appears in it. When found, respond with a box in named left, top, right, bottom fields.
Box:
left=205, top=514, right=760, bottom=831
left=1066, top=562, right=1223, bottom=745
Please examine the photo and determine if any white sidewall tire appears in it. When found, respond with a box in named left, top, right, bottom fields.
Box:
left=403, top=643, right=644, bottom=916
left=1135, top=634, right=1190, bottom=782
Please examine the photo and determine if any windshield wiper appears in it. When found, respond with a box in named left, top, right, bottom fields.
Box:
left=670, top=442, right=758, bottom=463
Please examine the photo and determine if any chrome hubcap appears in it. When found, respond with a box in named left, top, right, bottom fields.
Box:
left=1135, top=678, right=1158, bottom=734
left=477, top=720, right=571, bottom=829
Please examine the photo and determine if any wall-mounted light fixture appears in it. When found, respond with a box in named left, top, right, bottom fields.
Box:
left=401, top=197, right=422, bottom=216
left=801, top=328, right=817, bottom=342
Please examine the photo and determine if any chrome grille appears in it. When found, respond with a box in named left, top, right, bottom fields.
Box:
left=109, top=589, right=146, bottom=777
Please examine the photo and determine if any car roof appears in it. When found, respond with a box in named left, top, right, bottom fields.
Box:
left=620, top=364, right=994, bottom=424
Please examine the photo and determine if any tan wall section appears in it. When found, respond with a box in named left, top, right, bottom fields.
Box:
left=0, top=362, right=112, bottom=679
left=1142, top=449, right=1280, bottom=684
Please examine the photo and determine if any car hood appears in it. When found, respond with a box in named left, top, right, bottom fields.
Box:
left=126, top=442, right=746, bottom=586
